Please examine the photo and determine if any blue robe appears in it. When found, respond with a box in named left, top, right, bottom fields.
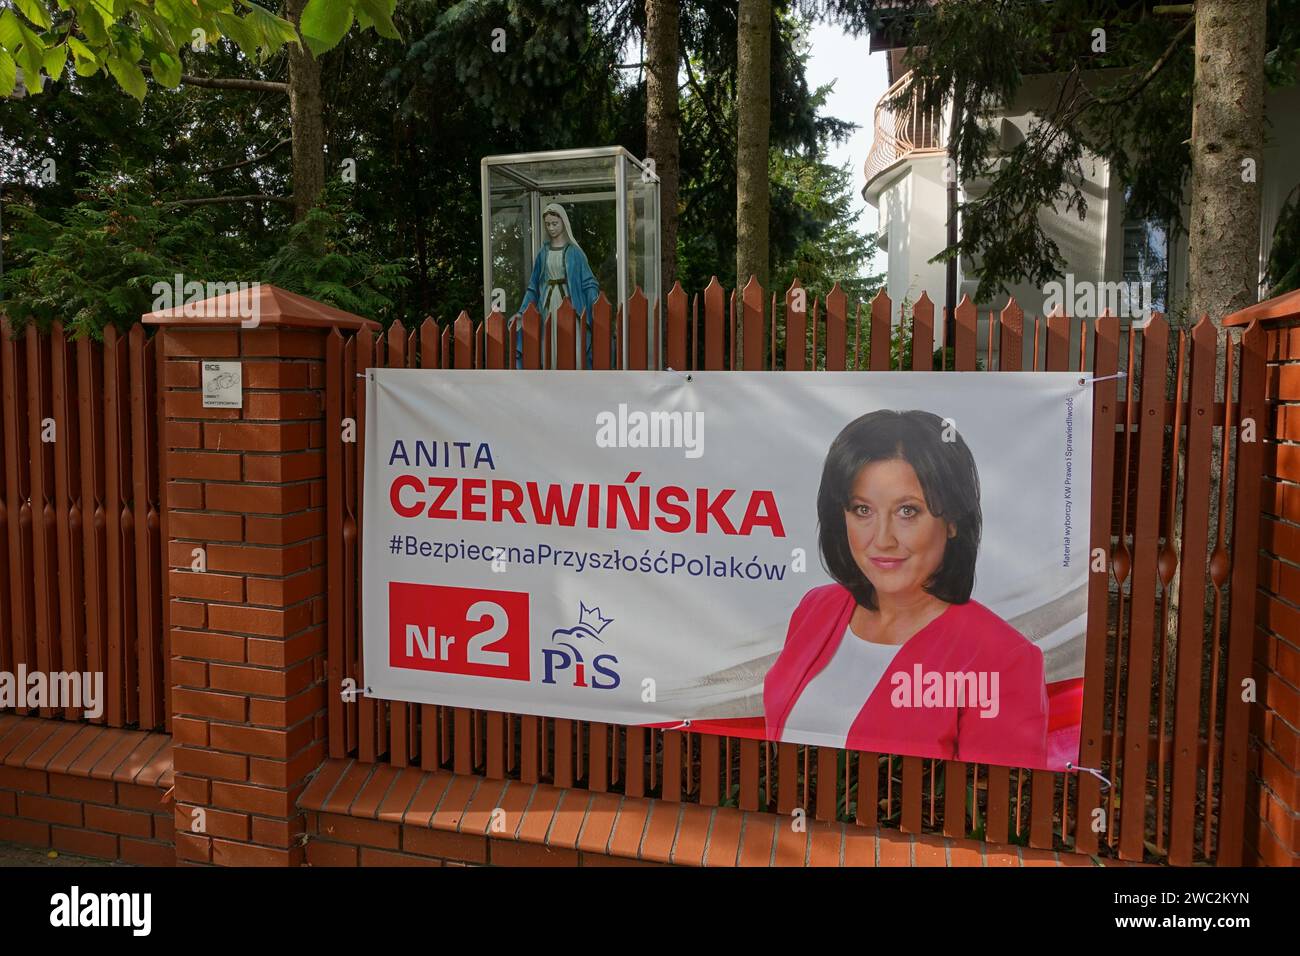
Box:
left=514, top=242, right=600, bottom=367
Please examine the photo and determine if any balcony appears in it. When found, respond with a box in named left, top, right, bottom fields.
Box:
left=863, top=71, right=946, bottom=200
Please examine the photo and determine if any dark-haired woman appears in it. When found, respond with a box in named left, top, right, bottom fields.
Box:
left=763, top=409, right=1051, bottom=770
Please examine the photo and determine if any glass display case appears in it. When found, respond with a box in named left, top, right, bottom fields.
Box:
left=481, top=147, right=661, bottom=368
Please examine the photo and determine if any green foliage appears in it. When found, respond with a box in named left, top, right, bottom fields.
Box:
left=300, top=0, right=359, bottom=55
left=261, top=187, right=409, bottom=318
left=0, top=0, right=395, bottom=101
left=394, top=1, right=617, bottom=131
left=1, top=167, right=405, bottom=337
left=300, top=0, right=399, bottom=56
left=675, top=9, right=864, bottom=295
left=768, top=87, right=879, bottom=303
left=358, top=1, right=635, bottom=318
left=3, top=0, right=881, bottom=334
left=1266, top=187, right=1300, bottom=297
left=2, top=164, right=259, bottom=337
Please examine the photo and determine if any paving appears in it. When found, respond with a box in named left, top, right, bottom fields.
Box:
left=0, top=841, right=125, bottom=867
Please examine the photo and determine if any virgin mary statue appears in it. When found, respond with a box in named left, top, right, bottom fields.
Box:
left=513, top=202, right=600, bottom=367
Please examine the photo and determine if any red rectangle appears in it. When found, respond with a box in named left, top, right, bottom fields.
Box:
left=389, top=582, right=530, bottom=681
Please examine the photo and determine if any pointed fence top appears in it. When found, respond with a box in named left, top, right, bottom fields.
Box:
left=141, top=283, right=380, bottom=331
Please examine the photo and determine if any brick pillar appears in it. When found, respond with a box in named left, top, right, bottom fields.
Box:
left=145, top=287, right=376, bottom=866
left=1227, top=294, right=1300, bottom=866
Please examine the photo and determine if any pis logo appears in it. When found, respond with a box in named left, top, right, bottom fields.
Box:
left=542, top=602, right=620, bottom=690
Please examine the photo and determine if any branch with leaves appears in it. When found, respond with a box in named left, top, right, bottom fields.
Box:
left=0, top=0, right=398, bottom=101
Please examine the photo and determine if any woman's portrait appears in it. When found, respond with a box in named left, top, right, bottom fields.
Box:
left=763, top=409, right=1056, bottom=770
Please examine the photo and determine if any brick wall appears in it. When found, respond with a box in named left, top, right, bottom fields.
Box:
left=302, top=807, right=663, bottom=867
left=0, top=720, right=173, bottom=865
left=1250, top=317, right=1300, bottom=865
left=160, top=324, right=336, bottom=866
left=295, top=757, right=1112, bottom=868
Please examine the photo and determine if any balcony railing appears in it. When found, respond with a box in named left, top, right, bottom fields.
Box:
left=863, top=71, right=946, bottom=187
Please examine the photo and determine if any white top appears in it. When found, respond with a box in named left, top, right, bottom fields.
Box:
left=782, top=626, right=903, bottom=748
left=542, top=246, right=567, bottom=320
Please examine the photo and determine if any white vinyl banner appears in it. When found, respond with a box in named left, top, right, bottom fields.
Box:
left=363, top=370, right=1092, bottom=771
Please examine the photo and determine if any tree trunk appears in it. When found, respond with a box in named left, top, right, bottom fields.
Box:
left=286, top=0, right=325, bottom=222
left=645, top=0, right=681, bottom=294
left=735, top=0, right=771, bottom=290
left=1186, top=0, right=1266, bottom=326
left=1170, top=0, right=1264, bottom=728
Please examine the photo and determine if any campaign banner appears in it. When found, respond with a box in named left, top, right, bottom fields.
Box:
left=362, top=370, right=1092, bottom=771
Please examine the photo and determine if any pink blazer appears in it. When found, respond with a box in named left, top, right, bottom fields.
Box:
left=763, top=583, right=1052, bottom=770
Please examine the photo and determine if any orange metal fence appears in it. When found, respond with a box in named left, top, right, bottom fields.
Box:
left=0, top=320, right=168, bottom=731
left=325, top=280, right=1266, bottom=865
left=864, top=71, right=946, bottom=185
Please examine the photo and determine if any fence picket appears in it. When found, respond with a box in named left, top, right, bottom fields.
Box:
left=130, top=325, right=162, bottom=728
left=984, top=298, right=1025, bottom=843
left=785, top=281, right=806, bottom=372
left=825, top=282, right=847, bottom=371
left=26, top=326, right=58, bottom=715
left=743, top=278, right=759, bottom=371
left=912, top=293, right=934, bottom=372
left=870, top=290, right=890, bottom=371
left=102, top=327, right=130, bottom=727
left=6, top=317, right=37, bottom=686
left=1118, top=315, right=1170, bottom=861
left=704, top=279, right=725, bottom=373
left=1216, top=322, right=1266, bottom=864
left=0, top=329, right=10, bottom=681
left=446, top=313, right=476, bottom=775
left=696, top=282, right=725, bottom=806
left=1025, top=310, right=1072, bottom=849
left=51, top=323, right=82, bottom=718
left=1156, top=327, right=1186, bottom=851
left=550, top=303, right=581, bottom=787
left=515, top=304, right=544, bottom=784
left=558, top=300, right=578, bottom=372
left=778, top=281, right=806, bottom=814
left=1168, top=318, right=1217, bottom=865
left=355, top=327, right=377, bottom=763
left=385, top=323, right=409, bottom=769
left=589, top=294, right=611, bottom=373
left=1074, top=314, right=1118, bottom=855
left=941, top=296, right=980, bottom=839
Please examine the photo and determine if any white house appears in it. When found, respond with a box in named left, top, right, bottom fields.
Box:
left=862, top=46, right=1300, bottom=354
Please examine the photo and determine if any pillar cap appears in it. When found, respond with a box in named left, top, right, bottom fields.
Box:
left=142, top=283, right=381, bottom=331
left=1224, top=288, right=1300, bottom=327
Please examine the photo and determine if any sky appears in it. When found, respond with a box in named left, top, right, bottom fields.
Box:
left=803, top=21, right=891, bottom=273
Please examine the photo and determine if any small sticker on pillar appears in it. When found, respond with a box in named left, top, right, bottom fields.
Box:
left=202, top=361, right=243, bottom=408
